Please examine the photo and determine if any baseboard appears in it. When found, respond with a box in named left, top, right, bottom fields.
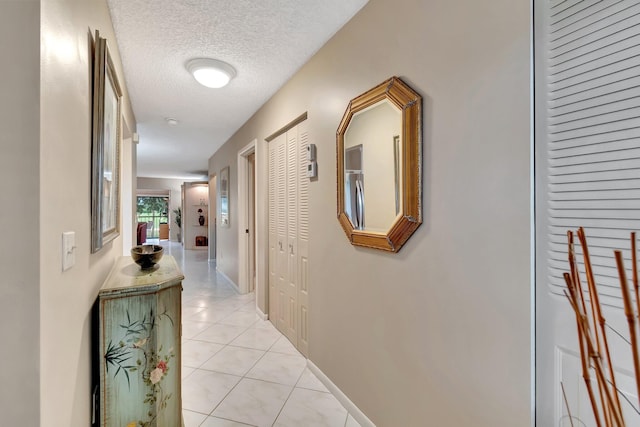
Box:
left=306, top=360, right=375, bottom=427
left=256, top=306, right=268, bottom=320
left=215, top=267, right=239, bottom=291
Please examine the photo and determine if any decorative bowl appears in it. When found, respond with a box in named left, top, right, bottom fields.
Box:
left=131, top=245, right=164, bottom=269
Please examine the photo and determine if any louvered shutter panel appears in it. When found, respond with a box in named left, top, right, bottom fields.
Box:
left=287, top=130, right=298, bottom=240
left=297, top=122, right=310, bottom=356
left=268, top=140, right=278, bottom=320
left=544, top=0, right=640, bottom=308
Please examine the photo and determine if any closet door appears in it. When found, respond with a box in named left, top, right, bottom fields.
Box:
left=283, top=128, right=299, bottom=344
left=267, top=121, right=310, bottom=354
left=268, top=139, right=278, bottom=321
left=275, top=134, right=288, bottom=333
left=535, top=1, right=640, bottom=425
left=296, top=121, right=310, bottom=356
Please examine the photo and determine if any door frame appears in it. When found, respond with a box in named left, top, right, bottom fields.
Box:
left=238, top=139, right=257, bottom=295
left=208, top=173, right=217, bottom=260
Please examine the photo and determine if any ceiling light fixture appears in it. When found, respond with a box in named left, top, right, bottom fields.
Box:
left=165, top=117, right=179, bottom=126
left=186, top=58, right=236, bottom=89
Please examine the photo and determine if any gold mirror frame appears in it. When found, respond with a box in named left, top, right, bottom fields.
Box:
left=336, top=76, right=422, bottom=252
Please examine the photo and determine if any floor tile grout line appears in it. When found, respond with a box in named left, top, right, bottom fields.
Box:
left=268, top=363, right=309, bottom=427
left=202, top=369, right=244, bottom=419
left=198, top=413, right=258, bottom=427
left=176, top=243, right=361, bottom=427
left=196, top=344, right=276, bottom=424
left=197, top=321, right=298, bottom=426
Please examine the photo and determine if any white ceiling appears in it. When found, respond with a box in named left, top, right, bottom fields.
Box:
left=107, top=0, right=368, bottom=180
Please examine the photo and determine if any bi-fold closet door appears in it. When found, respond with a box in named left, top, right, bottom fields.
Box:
left=268, top=120, right=310, bottom=356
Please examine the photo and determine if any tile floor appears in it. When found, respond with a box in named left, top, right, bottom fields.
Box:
left=158, top=242, right=362, bottom=427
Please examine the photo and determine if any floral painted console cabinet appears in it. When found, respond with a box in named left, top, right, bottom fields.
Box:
left=93, top=255, right=183, bottom=427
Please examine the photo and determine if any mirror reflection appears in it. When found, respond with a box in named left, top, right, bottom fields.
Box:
left=343, top=99, right=402, bottom=233
left=336, top=76, right=422, bottom=252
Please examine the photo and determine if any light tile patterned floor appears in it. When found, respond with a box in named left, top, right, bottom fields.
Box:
left=158, top=242, right=361, bottom=427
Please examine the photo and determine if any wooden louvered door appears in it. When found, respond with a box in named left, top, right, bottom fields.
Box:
left=267, top=121, right=309, bottom=356
left=535, top=1, right=640, bottom=425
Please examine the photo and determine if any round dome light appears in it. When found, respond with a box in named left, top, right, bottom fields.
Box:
left=186, top=58, right=236, bottom=89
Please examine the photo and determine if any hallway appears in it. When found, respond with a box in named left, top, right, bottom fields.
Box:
left=163, top=243, right=361, bottom=427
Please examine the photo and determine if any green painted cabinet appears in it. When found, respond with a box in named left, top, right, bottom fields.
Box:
left=93, top=256, right=183, bottom=427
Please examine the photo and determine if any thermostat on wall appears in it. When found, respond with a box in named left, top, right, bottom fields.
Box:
left=307, top=161, right=317, bottom=178
left=307, top=144, right=316, bottom=161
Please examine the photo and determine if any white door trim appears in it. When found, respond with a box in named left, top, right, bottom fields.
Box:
left=238, top=139, right=257, bottom=294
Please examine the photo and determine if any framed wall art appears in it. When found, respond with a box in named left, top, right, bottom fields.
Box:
left=91, top=30, right=123, bottom=253
left=219, top=166, right=230, bottom=228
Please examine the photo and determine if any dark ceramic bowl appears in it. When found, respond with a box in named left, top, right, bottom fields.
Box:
left=131, top=245, right=164, bottom=269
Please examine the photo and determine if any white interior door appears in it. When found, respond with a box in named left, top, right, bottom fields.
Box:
left=297, top=121, right=310, bottom=356
left=284, top=128, right=299, bottom=344
left=249, top=153, right=256, bottom=293
left=268, top=138, right=278, bottom=321
left=275, top=133, right=288, bottom=334
left=267, top=121, right=310, bottom=355
left=535, top=1, right=640, bottom=425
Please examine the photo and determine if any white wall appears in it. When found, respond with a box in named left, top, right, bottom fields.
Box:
left=121, top=130, right=136, bottom=253
left=208, top=0, right=532, bottom=425
left=38, top=0, right=136, bottom=425
left=0, top=1, right=41, bottom=425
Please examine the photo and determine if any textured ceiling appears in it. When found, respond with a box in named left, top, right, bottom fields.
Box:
left=107, top=0, right=368, bottom=179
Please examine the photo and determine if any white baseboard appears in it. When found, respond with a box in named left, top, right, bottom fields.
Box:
left=256, top=306, right=268, bottom=320
left=215, top=267, right=239, bottom=291
left=306, top=360, right=375, bottom=427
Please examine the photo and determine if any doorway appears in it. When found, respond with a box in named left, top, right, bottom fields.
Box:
left=238, top=140, right=257, bottom=295
left=535, top=1, right=640, bottom=425
left=265, top=117, right=310, bottom=356
left=136, top=195, right=169, bottom=242
left=209, top=174, right=217, bottom=260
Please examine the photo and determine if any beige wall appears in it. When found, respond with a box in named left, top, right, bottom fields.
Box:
left=38, top=0, right=136, bottom=425
left=208, top=0, right=532, bottom=425
left=0, top=1, right=41, bottom=425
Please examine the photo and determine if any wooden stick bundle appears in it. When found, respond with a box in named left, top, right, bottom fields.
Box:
left=578, top=228, right=624, bottom=426
left=566, top=232, right=603, bottom=427
left=562, top=227, right=640, bottom=427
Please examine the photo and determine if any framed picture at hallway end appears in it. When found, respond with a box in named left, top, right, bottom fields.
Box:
left=91, top=30, right=123, bottom=253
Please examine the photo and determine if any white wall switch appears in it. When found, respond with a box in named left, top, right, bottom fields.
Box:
left=62, top=231, right=76, bottom=271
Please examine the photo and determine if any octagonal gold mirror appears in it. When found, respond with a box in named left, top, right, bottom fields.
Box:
left=337, top=76, right=422, bottom=252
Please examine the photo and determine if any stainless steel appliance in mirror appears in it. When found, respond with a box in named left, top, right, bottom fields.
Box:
left=337, top=77, right=422, bottom=252
left=345, top=145, right=364, bottom=230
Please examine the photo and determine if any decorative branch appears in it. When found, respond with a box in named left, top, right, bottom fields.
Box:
left=577, top=227, right=624, bottom=426
left=562, top=228, right=636, bottom=427
left=615, top=251, right=640, bottom=408
left=567, top=231, right=603, bottom=427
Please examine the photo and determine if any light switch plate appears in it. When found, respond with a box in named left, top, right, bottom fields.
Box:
left=62, top=231, right=75, bottom=271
